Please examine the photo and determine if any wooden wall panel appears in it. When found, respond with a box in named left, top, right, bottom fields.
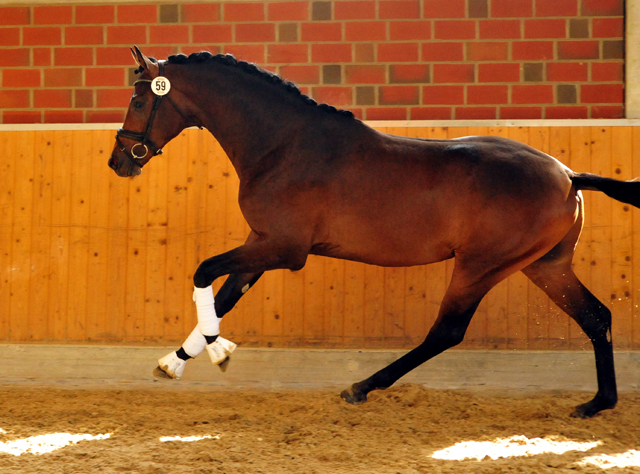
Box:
left=1, top=126, right=639, bottom=351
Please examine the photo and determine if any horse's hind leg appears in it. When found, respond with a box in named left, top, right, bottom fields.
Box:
left=341, top=262, right=496, bottom=405
left=523, top=261, right=616, bottom=418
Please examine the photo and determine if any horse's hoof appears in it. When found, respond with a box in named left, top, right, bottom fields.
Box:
left=218, top=356, right=231, bottom=373
left=570, top=397, right=617, bottom=418
left=340, top=385, right=368, bottom=405
left=206, top=336, right=236, bottom=366
left=155, top=351, right=186, bottom=380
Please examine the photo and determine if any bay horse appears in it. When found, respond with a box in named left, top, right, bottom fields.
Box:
left=110, top=46, right=640, bottom=418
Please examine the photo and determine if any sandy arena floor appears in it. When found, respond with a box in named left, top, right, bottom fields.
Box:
left=0, top=384, right=639, bottom=473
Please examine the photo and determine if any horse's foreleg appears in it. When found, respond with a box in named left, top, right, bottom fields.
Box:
left=523, top=264, right=617, bottom=418
left=341, top=265, right=490, bottom=405
left=155, top=272, right=263, bottom=379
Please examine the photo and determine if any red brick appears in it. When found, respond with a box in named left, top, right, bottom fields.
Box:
left=345, top=22, right=386, bottom=41
left=512, top=41, right=554, bottom=60
left=377, top=43, right=419, bottom=62
left=0, top=48, right=29, bottom=67
left=335, top=1, right=375, bottom=20
left=182, top=4, right=220, bottom=23
left=3, top=69, right=40, bottom=87
left=193, top=25, right=233, bottom=43
left=380, top=1, right=420, bottom=19
left=44, top=110, right=83, bottom=123
left=3, top=111, right=41, bottom=124
left=422, top=42, right=463, bottom=61
left=107, top=26, right=147, bottom=45
left=467, top=85, right=508, bottom=104
left=536, top=0, right=577, bottom=17
left=345, top=65, right=385, bottom=84
left=311, top=86, right=352, bottom=106
left=389, top=21, right=431, bottom=40
left=54, top=48, right=93, bottom=66
left=365, top=107, right=407, bottom=120
left=75, top=89, right=94, bottom=108
left=0, top=7, right=29, bottom=26
left=149, top=25, right=189, bottom=44
left=44, top=68, right=82, bottom=87
left=235, top=23, right=275, bottom=43
left=348, top=108, right=364, bottom=120
left=223, top=45, right=265, bottom=63
left=581, top=84, right=623, bottom=103
left=500, top=106, right=542, bottom=119
left=23, top=27, right=62, bottom=46
left=33, top=48, right=51, bottom=66
left=479, top=20, right=520, bottom=39
left=422, top=85, right=464, bottom=104
left=591, top=62, right=623, bottom=82
left=268, top=2, right=308, bottom=21
left=224, top=3, right=265, bottom=21
left=75, top=5, right=115, bottom=24
left=86, top=68, right=124, bottom=86
left=545, top=106, right=587, bottom=119
left=466, top=42, right=508, bottom=61
left=96, top=47, right=133, bottom=66
left=524, top=19, right=566, bottom=39
left=423, top=0, right=465, bottom=18
left=434, top=21, right=475, bottom=40
left=491, top=0, right=532, bottom=17
left=433, top=64, right=474, bottom=83
left=390, top=64, right=430, bottom=83
left=87, top=110, right=125, bottom=123
left=558, top=41, right=598, bottom=60
left=268, top=44, right=308, bottom=63
left=34, top=6, right=72, bottom=25
left=593, top=19, right=623, bottom=38
left=512, top=85, right=553, bottom=104
left=591, top=105, right=623, bottom=119
left=301, top=23, right=342, bottom=41
left=97, top=88, right=132, bottom=108
left=279, top=65, right=319, bottom=84
left=117, top=5, right=157, bottom=23
left=0, top=90, right=29, bottom=108
left=478, top=63, right=520, bottom=82
left=0, top=28, right=20, bottom=46
left=181, top=45, right=221, bottom=56
left=138, top=46, right=176, bottom=61
left=455, top=107, right=496, bottom=119
left=34, top=89, right=72, bottom=108
left=546, top=62, right=588, bottom=81
left=582, top=0, right=623, bottom=16
left=379, top=86, right=419, bottom=105
left=312, top=44, right=352, bottom=63
left=410, top=107, right=451, bottom=119
left=65, top=26, right=104, bottom=45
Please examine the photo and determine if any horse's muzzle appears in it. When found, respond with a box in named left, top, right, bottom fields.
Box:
left=108, top=155, right=119, bottom=170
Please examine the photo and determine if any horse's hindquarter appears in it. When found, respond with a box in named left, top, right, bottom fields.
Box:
left=314, top=132, right=579, bottom=269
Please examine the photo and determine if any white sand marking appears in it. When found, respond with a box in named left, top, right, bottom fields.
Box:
left=432, top=435, right=601, bottom=461
left=0, top=433, right=111, bottom=456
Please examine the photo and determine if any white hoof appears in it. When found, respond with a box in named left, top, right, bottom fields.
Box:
left=156, top=351, right=187, bottom=380
left=206, top=336, right=237, bottom=370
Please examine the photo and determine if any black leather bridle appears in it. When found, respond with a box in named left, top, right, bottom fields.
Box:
left=115, top=61, right=201, bottom=167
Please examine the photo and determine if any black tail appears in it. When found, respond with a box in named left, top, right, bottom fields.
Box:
left=572, top=172, right=640, bottom=208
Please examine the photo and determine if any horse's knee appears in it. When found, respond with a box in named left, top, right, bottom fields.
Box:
left=580, top=305, right=612, bottom=344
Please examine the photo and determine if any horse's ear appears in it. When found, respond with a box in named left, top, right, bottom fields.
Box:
left=131, top=45, right=159, bottom=78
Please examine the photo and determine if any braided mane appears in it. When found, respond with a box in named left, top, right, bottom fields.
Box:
left=166, top=51, right=354, bottom=119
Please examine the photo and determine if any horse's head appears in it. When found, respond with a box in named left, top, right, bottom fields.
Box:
left=108, top=46, right=201, bottom=177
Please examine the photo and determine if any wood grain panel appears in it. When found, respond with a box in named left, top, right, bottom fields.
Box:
left=1, top=127, right=639, bottom=352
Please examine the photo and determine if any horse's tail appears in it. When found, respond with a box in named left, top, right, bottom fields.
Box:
left=571, top=172, right=640, bottom=208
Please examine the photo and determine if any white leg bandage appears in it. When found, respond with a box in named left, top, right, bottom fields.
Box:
left=181, top=326, right=207, bottom=358
left=193, top=286, right=220, bottom=336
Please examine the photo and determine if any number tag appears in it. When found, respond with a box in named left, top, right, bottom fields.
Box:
left=151, top=77, right=171, bottom=96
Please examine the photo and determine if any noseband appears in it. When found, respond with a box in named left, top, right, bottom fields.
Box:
left=116, top=61, right=201, bottom=166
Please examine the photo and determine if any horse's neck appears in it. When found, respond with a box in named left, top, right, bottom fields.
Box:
left=182, top=65, right=307, bottom=179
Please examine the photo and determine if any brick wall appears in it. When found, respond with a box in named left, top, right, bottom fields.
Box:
left=0, top=0, right=625, bottom=124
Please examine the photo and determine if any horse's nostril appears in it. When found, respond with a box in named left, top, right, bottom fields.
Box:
left=108, top=156, right=118, bottom=170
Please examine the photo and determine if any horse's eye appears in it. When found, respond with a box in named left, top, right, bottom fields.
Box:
left=133, top=101, right=144, bottom=109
